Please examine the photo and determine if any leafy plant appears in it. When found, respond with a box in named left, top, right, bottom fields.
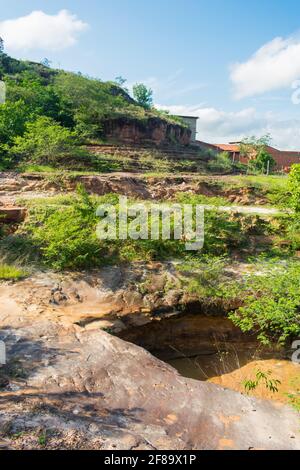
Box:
left=239, top=135, right=275, bottom=174
left=8, top=116, right=93, bottom=168
left=132, top=83, right=153, bottom=109
left=287, top=392, right=300, bottom=412
left=243, top=369, right=281, bottom=394
left=248, top=148, right=275, bottom=174
left=207, top=152, right=234, bottom=173
left=38, top=431, right=47, bottom=447
left=229, top=262, right=300, bottom=345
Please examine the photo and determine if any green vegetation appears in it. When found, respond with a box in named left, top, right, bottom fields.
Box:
left=229, top=261, right=300, bottom=345
left=239, top=135, right=275, bottom=174
left=207, top=151, right=245, bottom=174
left=132, top=83, right=153, bottom=109
left=284, top=164, right=300, bottom=250
left=91, top=150, right=201, bottom=174
left=243, top=369, right=281, bottom=394
left=287, top=392, right=300, bottom=412
left=248, top=147, right=275, bottom=174
left=0, top=263, right=27, bottom=280
left=177, top=256, right=300, bottom=346
left=17, top=163, right=58, bottom=174
left=8, top=116, right=94, bottom=168
left=0, top=188, right=295, bottom=273
left=216, top=174, right=290, bottom=206
left=176, top=193, right=230, bottom=207
left=1, top=49, right=299, bottom=357
left=177, top=256, right=230, bottom=299
left=37, top=431, right=48, bottom=447
left=0, top=51, right=184, bottom=170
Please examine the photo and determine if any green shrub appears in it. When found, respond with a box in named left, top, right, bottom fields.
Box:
left=0, top=100, right=30, bottom=168
left=1, top=190, right=288, bottom=271
left=177, top=256, right=230, bottom=298
left=229, top=262, right=300, bottom=345
left=248, top=148, right=276, bottom=174
left=8, top=116, right=94, bottom=168
left=17, top=163, right=57, bottom=173
left=207, top=152, right=234, bottom=173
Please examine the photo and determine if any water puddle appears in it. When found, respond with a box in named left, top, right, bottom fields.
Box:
left=119, top=313, right=300, bottom=404
left=165, top=349, right=255, bottom=381
left=165, top=351, right=300, bottom=405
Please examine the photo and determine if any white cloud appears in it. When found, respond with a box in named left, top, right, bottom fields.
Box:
left=158, top=103, right=300, bottom=150
left=0, top=10, right=88, bottom=52
left=231, top=34, right=300, bottom=99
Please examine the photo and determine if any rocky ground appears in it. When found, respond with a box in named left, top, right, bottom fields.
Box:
left=0, top=171, right=299, bottom=450
left=0, top=172, right=269, bottom=205
left=0, top=267, right=299, bottom=450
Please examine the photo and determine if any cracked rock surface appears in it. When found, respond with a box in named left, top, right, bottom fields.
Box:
left=0, top=272, right=299, bottom=450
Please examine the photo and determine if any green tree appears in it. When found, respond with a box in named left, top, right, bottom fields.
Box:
left=239, top=135, right=274, bottom=174
left=6, top=72, right=61, bottom=122
left=207, top=151, right=234, bottom=173
left=0, top=99, right=30, bottom=168
left=8, top=116, right=90, bottom=166
left=132, top=83, right=153, bottom=109
left=0, top=37, right=6, bottom=79
left=0, top=100, right=29, bottom=145
left=248, top=147, right=275, bottom=173
left=239, top=134, right=272, bottom=155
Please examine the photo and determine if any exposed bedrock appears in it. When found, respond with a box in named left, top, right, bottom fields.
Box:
left=102, top=117, right=191, bottom=146
left=0, top=323, right=300, bottom=450
left=0, top=268, right=299, bottom=450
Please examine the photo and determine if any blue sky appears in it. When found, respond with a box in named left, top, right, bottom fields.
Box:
left=1, top=0, right=300, bottom=148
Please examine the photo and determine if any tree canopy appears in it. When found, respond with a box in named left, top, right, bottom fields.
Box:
left=132, top=83, right=153, bottom=109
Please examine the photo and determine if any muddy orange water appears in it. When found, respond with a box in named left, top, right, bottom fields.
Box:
left=167, top=352, right=300, bottom=405
left=209, top=359, right=300, bottom=404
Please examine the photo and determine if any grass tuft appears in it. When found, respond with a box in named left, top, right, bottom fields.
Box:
left=0, top=263, right=27, bottom=280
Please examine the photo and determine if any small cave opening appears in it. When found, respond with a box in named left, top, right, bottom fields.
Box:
left=117, top=312, right=275, bottom=382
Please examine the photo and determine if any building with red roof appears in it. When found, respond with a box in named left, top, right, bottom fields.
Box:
left=196, top=141, right=300, bottom=171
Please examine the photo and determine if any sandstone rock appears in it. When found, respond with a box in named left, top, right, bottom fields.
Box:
left=0, top=207, right=27, bottom=223
left=0, top=270, right=299, bottom=450
left=103, top=117, right=191, bottom=146
left=0, top=323, right=299, bottom=450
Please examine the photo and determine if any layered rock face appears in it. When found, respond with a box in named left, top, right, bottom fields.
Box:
left=103, top=117, right=191, bottom=146
left=0, top=269, right=299, bottom=450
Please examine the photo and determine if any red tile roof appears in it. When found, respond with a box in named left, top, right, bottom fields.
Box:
left=213, top=144, right=240, bottom=152
left=196, top=140, right=300, bottom=170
